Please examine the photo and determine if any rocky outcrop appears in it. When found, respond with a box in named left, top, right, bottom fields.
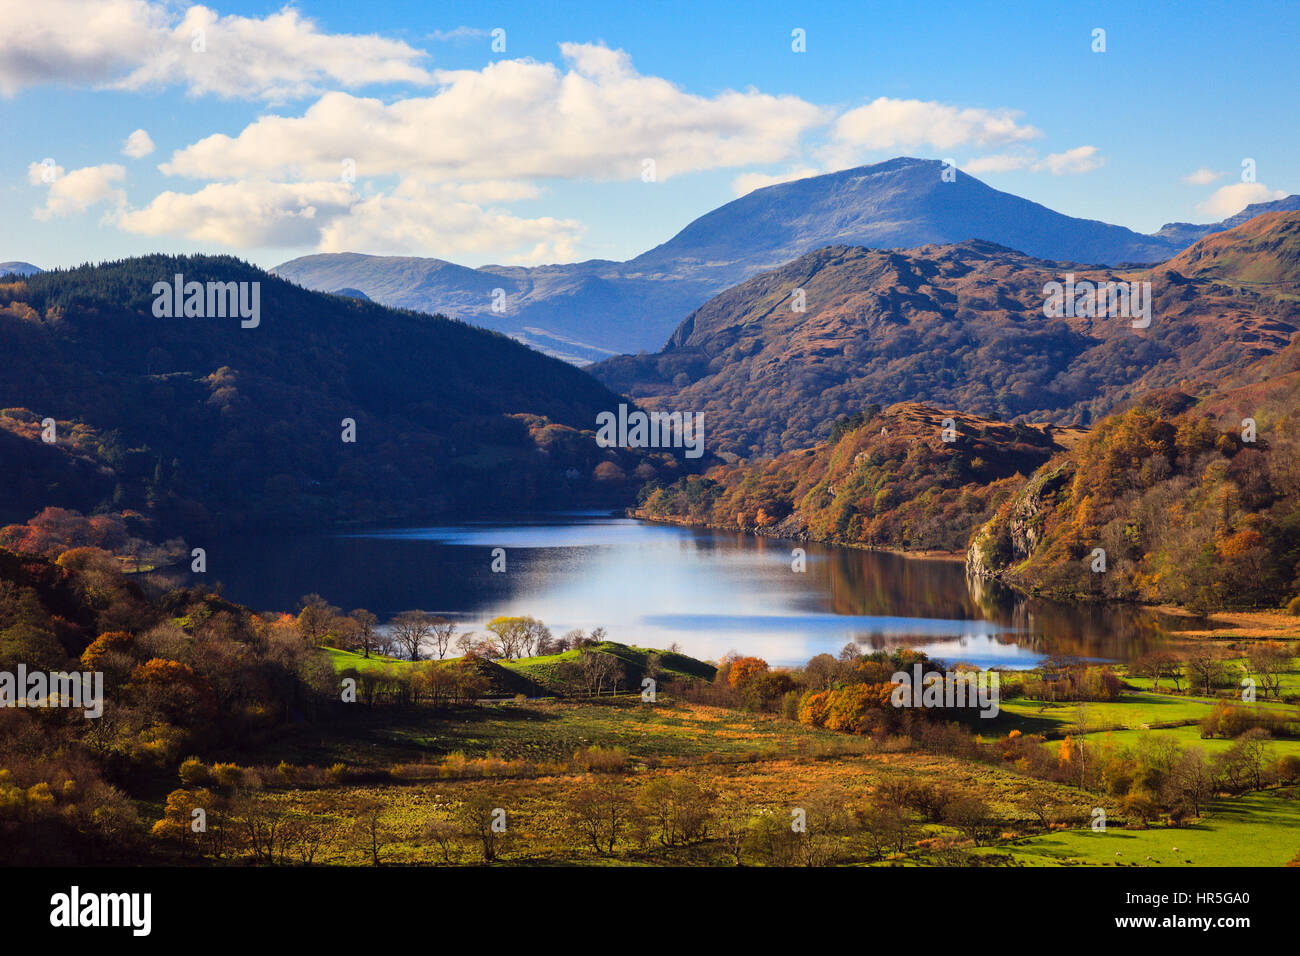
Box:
left=966, top=460, right=1074, bottom=582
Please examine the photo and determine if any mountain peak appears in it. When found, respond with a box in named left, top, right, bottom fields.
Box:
left=273, top=160, right=1283, bottom=361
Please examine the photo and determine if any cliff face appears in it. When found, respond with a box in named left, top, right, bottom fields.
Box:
left=966, top=461, right=1075, bottom=583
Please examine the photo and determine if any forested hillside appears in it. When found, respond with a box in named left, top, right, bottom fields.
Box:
left=969, top=373, right=1300, bottom=610
left=637, top=403, right=1080, bottom=552
left=0, top=255, right=683, bottom=536
left=596, top=214, right=1300, bottom=458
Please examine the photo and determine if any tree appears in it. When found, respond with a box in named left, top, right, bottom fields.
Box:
left=564, top=649, right=623, bottom=696
left=231, top=796, right=289, bottom=864
left=429, top=617, right=458, bottom=660
left=714, top=794, right=752, bottom=866
left=1186, top=648, right=1233, bottom=696
left=743, top=810, right=801, bottom=866
left=349, top=609, right=379, bottom=658
left=151, top=787, right=220, bottom=860
left=1169, top=747, right=1213, bottom=817
left=523, top=618, right=552, bottom=657
left=456, top=793, right=511, bottom=862
left=1228, top=728, right=1272, bottom=792
left=296, top=594, right=340, bottom=646
left=638, top=775, right=716, bottom=846
left=1017, top=791, right=1057, bottom=830
left=792, top=791, right=855, bottom=866
left=485, top=616, right=531, bottom=659
left=350, top=798, right=390, bottom=865
left=417, top=662, right=458, bottom=708
left=941, top=794, right=996, bottom=846
left=421, top=815, right=461, bottom=864
left=1134, top=651, right=1183, bottom=694
left=726, top=656, right=769, bottom=688
left=281, top=818, right=335, bottom=865
left=858, top=799, right=915, bottom=858
left=1245, top=642, right=1288, bottom=699
left=802, top=653, right=840, bottom=691
left=568, top=777, right=636, bottom=855
left=127, top=659, right=218, bottom=726
left=390, top=610, right=436, bottom=661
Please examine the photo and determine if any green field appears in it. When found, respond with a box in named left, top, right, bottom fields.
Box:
left=501, top=642, right=715, bottom=692
left=1066, top=722, right=1300, bottom=759
left=980, top=789, right=1300, bottom=867
left=325, top=641, right=716, bottom=698
left=323, top=647, right=412, bottom=675
left=988, top=692, right=1219, bottom=739
left=986, top=691, right=1296, bottom=741
left=1122, top=657, right=1300, bottom=699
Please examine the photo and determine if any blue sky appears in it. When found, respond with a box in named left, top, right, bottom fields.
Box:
left=4, top=0, right=1297, bottom=270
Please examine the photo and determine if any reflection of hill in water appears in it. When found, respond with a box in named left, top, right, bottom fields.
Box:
left=814, top=545, right=1172, bottom=663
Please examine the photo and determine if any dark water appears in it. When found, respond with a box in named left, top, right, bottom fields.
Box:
left=172, top=512, right=1176, bottom=668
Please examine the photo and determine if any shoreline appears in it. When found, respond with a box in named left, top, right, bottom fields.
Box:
left=630, top=511, right=966, bottom=560
left=631, top=511, right=1298, bottom=632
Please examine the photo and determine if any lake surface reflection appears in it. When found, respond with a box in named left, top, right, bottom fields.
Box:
left=184, top=512, right=1175, bottom=668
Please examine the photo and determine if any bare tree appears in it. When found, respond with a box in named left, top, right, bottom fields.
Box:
left=350, top=609, right=379, bottom=658
left=390, top=610, right=436, bottom=661
left=429, top=617, right=458, bottom=660
left=568, top=777, right=636, bottom=855
left=1134, top=651, right=1183, bottom=694
left=523, top=618, right=552, bottom=657
left=351, top=798, right=391, bottom=865
left=1186, top=648, right=1233, bottom=696
left=421, top=815, right=461, bottom=864
left=456, top=793, right=511, bottom=862
left=1169, top=747, right=1213, bottom=817
left=578, top=649, right=623, bottom=696
left=455, top=630, right=481, bottom=657
left=1245, top=642, right=1288, bottom=699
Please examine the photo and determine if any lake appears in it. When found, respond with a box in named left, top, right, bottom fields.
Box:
left=182, top=512, right=1177, bottom=668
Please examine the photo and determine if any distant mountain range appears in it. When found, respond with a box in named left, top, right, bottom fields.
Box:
left=591, top=212, right=1300, bottom=458
left=273, top=158, right=1300, bottom=362
left=0, top=261, right=41, bottom=276
left=0, top=255, right=682, bottom=532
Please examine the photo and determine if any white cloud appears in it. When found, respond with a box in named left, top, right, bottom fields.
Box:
left=0, top=0, right=160, bottom=96
left=730, top=167, right=821, bottom=197
left=1032, top=146, right=1104, bottom=175
left=0, top=1, right=434, bottom=100
left=821, top=97, right=1040, bottom=168
left=162, top=44, right=829, bottom=182
left=452, top=181, right=541, bottom=203
left=116, top=179, right=358, bottom=247
left=319, top=179, right=582, bottom=261
left=1183, top=167, right=1224, bottom=186
left=115, top=177, right=581, bottom=261
left=1196, top=182, right=1287, bottom=218
left=28, top=162, right=126, bottom=219
left=122, top=128, right=155, bottom=158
